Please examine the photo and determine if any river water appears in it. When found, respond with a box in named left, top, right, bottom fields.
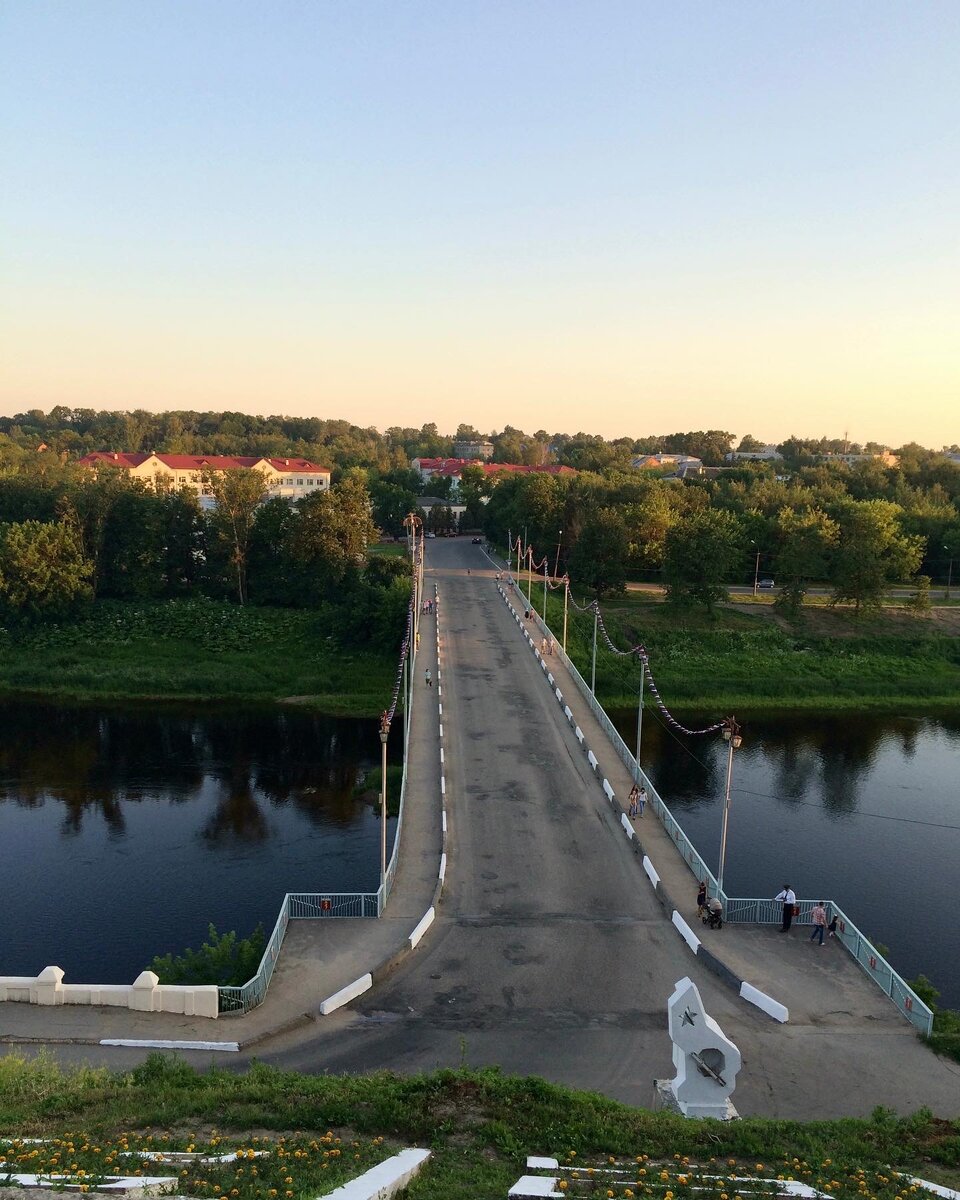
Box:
left=0, top=700, right=398, bottom=984
left=610, top=707, right=960, bottom=1008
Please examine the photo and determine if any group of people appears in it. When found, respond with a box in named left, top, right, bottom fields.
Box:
left=421, top=598, right=435, bottom=614
left=774, top=884, right=838, bottom=943
left=627, top=782, right=646, bottom=818
left=539, top=636, right=556, bottom=656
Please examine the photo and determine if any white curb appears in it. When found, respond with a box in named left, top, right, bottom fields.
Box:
left=320, top=973, right=373, bottom=1015
left=642, top=855, right=660, bottom=887
left=409, top=908, right=435, bottom=949
left=323, top=1147, right=431, bottom=1200
left=740, top=981, right=789, bottom=1023
left=672, top=911, right=701, bottom=954
left=100, top=1039, right=239, bottom=1052
left=620, top=813, right=634, bottom=839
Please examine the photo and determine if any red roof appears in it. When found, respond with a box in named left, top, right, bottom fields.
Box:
left=416, top=457, right=575, bottom=478
left=78, top=452, right=330, bottom=473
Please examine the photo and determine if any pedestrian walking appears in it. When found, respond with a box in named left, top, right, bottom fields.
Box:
left=774, top=883, right=797, bottom=932
left=637, top=785, right=646, bottom=816
left=424, top=668, right=432, bottom=688
left=697, top=880, right=707, bottom=919
left=628, top=784, right=639, bottom=818
left=809, top=901, right=827, bottom=945
left=541, top=637, right=548, bottom=656
left=548, top=638, right=556, bottom=655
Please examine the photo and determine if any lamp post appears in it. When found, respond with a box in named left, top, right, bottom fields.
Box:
left=542, top=560, right=548, bottom=623
left=590, top=602, right=599, bottom=694
left=379, top=711, right=390, bottom=900
left=944, top=546, right=954, bottom=601
left=635, top=657, right=646, bottom=767
left=752, top=545, right=761, bottom=596
left=717, top=716, right=742, bottom=896
left=526, top=547, right=534, bottom=607
left=554, top=530, right=563, bottom=578
left=562, top=577, right=569, bottom=656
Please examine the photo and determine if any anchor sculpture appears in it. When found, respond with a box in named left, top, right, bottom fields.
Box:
left=659, top=976, right=741, bottom=1119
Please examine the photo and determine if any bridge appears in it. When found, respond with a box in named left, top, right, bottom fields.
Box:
left=2, top=539, right=957, bottom=1118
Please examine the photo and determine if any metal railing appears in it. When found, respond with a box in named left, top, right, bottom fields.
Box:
left=725, top=899, right=934, bottom=1035
left=497, top=555, right=933, bottom=1036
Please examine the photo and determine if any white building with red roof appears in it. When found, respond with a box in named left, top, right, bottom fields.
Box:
left=77, top=452, right=331, bottom=503
left=411, top=457, right=575, bottom=493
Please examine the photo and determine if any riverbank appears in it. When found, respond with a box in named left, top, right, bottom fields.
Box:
left=539, top=589, right=960, bottom=715
left=1, top=1056, right=959, bottom=1199
left=0, top=598, right=397, bottom=718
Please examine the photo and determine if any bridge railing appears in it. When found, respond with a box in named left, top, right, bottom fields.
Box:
left=725, top=898, right=934, bottom=1035
left=496, top=555, right=933, bottom=1036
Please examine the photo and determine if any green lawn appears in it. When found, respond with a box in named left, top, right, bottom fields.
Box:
left=0, top=1057, right=958, bottom=1200
left=0, top=599, right=397, bottom=717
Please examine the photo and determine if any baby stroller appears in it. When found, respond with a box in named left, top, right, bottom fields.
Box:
left=702, top=897, right=723, bottom=930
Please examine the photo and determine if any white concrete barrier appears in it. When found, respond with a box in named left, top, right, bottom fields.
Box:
left=0, top=967, right=219, bottom=1019
left=602, top=778, right=615, bottom=802
left=439, top=747, right=444, bottom=765
left=441, top=809, right=447, bottom=834
left=439, top=722, right=443, bottom=739
left=100, top=1038, right=238, bottom=1052
left=324, top=1148, right=431, bottom=1200
left=535, top=650, right=541, bottom=660
left=642, top=856, right=660, bottom=888
left=740, top=981, right=789, bottom=1023
left=620, top=813, right=634, bottom=839
left=587, top=750, right=599, bottom=772
left=575, top=726, right=584, bottom=743
left=541, top=660, right=548, bottom=672
left=440, top=775, right=445, bottom=795
left=408, top=908, right=435, bottom=949
left=555, top=688, right=563, bottom=704
left=320, top=972, right=373, bottom=1015
left=547, top=673, right=554, bottom=686
left=438, top=853, right=447, bottom=886
left=671, top=911, right=701, bottom=954
left=563, top=705, right=573, bottom=722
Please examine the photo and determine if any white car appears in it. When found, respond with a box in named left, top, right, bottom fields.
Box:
left=426, top=532, right=436, bottom=538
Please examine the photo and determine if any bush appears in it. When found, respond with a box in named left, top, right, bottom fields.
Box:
left=150, top=923, right=266, bottom=988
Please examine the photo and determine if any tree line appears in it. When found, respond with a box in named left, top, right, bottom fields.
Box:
left=0, top=467, right=409, bottom=650
left=482, top=463, right=960, bottom=615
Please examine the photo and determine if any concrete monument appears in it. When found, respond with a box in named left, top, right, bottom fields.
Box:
left=655, top=975, right=741, bottom=1119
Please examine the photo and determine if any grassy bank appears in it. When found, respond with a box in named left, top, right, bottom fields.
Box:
left=533, top=589, right=960, bottom=716
left=0, top=599, right=397, bottom=717
left=0, top=1056, right=958, bottom=1200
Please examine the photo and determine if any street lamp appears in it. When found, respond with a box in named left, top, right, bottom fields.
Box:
left=379, top=711, right=390, bottom=901
left=944, top=546, right=954, bottom=601
left=716, top=716, right=742, bottom=896
left=750, top=542, right=761, bottom=596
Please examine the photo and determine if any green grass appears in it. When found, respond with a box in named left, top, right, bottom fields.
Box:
left=0, top=599, right=398, bottom=717
left=0, top=1057, right=958, bottom=1200
left=539, top=591, right=960, bottom=715
left=369, top=542, right=409, bottom=557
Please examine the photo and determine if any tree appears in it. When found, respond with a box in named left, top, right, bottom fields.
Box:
left=287, top=474, right=379, bottom=602
left=737, top=434, right=765, bottom=452
left=773, top=507, right=839, bottom=617
left=568, top=508, right=628, bottom=597
left=201, top=468, right=268, bottom=604
left=828, top=500, right=924, bottom=615
left=0, top=520, right=93, bottom=619
left=663, top=509, right=744, bottom=612
left=908, top=575, right=932, bottom=616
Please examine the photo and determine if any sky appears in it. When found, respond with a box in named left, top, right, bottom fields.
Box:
left=1, top=2, right=958, bottom=448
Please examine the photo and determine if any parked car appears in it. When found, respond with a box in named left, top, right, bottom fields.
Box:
left=757, top=578, right=775, bottom=590
left=471, top=536, right=482, bottom=544
left=426, top=531, right=436, bottom=538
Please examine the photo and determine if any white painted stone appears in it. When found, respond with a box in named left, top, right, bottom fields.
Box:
left=509, top=1177, right=563, bottom=1198
left=409, top=908, right=435, bottom=949
left=319, top=973, right=373, bottom=1015
left=672, top=911, right=701, bottom=954
left=643, top=856, right=660, bottom=888
left=526, top=1157, right=560, bottom=1170
left=323, top=1148, right=431, bottom=1200
left=739, top=981, right=789, bottom=1023
left=101, top=1039, right=238, bottom=1052
left=664, top=976, right=742, bottom=1118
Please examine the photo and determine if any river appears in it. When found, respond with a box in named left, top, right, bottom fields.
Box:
left=0, top=700, right=398, bottom=984
left=611, top=707, right=960, bottom=1008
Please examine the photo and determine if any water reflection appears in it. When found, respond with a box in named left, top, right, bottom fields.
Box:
left=0, top=700, right=398, bottom=982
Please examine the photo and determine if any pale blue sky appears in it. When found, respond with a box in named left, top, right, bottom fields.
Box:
left=2, top=2, right=958, bottom=446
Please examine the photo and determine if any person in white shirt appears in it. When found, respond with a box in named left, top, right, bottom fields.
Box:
left=774, top=884, right=797, bottom=932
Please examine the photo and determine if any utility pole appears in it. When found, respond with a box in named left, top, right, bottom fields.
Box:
left=562, top=579, right=569, bottom=656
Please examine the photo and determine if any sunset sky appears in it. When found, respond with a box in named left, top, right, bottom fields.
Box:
left=2, top=2, right=958, bottom=448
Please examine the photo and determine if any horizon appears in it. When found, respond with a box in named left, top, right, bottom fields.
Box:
left=2, top=3, right=958, bottom=448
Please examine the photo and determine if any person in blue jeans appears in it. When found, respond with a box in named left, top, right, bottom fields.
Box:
left=809, top=901, right=827, bottom=945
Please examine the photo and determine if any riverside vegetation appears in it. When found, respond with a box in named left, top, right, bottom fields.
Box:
left=1, top=1055, right=959, bottom=1200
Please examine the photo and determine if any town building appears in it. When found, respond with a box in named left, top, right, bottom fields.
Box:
left=724, top=445, right=783, bottom=462
left=633, top=453, right=703, bottom=470
left=411, top=458, right=576, bottom=494
left=453, top=439, right=494, bottom=461
left=77, top=452, right=332, bottom=502
left=818, top=450, right=900, bottom=467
